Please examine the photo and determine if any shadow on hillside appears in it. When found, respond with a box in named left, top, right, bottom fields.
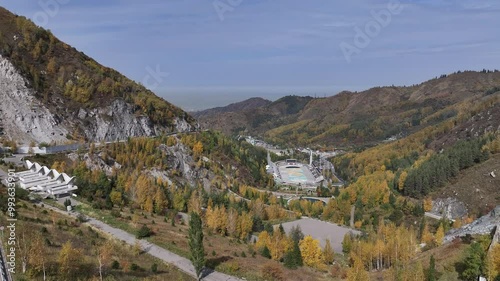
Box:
left=205, top=255, right=233, bottom=270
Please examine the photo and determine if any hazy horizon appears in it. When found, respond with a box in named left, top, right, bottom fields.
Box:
left=2, top=1, right=499, bottom=112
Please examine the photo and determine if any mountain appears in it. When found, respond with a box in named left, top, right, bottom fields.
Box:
left=192, top=97, right=271, bottom=119
left=0, top=7, right=196, bottom=145
left=196, top=71, right=500, bottom=148
left=195, top=95, right=313, bottom=136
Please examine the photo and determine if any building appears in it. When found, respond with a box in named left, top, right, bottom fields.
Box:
left=15, top=160, right=78, bottom=198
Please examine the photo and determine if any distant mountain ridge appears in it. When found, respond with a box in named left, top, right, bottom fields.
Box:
left=192, top=97, right=271, bottom=118
left=195, top=71, right=500, bottom=148
left=0, top=7, right=196, bottom=144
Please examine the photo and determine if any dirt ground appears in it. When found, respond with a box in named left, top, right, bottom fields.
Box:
left=431, top=153, right=500, bottom=217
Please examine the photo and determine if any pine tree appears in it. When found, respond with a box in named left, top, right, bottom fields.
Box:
left=462, top=242, right=485, bottom=281
left=188, top=212, right=205, bottom=281
left=283, top=240, right=303, bottom=269
left=428, top=255, right=436, bottom=281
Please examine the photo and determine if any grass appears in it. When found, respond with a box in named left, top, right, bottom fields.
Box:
left=0, top=197, right=195, bottom=281
left=61, top=200, right=331, bottom=281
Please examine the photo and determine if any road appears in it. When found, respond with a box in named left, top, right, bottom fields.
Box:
left=425, top=212, right=455, bottom=222
left=42, top=204, right=242, bottom=281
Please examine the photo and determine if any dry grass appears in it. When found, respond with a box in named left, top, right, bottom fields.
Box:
left=74, top=203, right=332, bottom=281
left=0, top=199, right=194, bottom=281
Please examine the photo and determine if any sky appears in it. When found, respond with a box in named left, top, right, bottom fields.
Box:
left=1, top=0, right=499, bottom=111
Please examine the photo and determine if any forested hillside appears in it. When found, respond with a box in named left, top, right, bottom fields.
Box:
left=197, top=71, right=500, bottom=148
left=0, top=7, right=196, bottom=143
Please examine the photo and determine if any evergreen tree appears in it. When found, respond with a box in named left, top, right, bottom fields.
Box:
left=261, top=245, right=271, bottom=259
left=290, top=225, right=304, bottom=243
left=428, top=255, right=436, bottom=281
left=462, top=242, right=485, bottom=281
left=188, top=212, right=205, bottom=280
left=283, top=240, right=303, bottom=269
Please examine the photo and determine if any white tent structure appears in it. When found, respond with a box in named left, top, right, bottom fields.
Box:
left=16, top=160, right=78, bottom=197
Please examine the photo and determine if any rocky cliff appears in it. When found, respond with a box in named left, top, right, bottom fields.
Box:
left=0, top=7, right=197, bottom=145
left=0, top=55, right=194, bottom=144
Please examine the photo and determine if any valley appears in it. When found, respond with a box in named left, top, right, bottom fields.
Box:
left=0, top=3, right=500, bottom=281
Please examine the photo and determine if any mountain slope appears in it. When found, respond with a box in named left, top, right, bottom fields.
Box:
left=0, top=7, right=196, bottom=144
left=196, top=71, right=500, bottom=147
left=196, top=95, right=313, bottom=136
left=193, top=97, right=271, bottom=118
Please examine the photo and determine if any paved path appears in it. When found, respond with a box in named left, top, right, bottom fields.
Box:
left=42, top=204, right=242, bottom=281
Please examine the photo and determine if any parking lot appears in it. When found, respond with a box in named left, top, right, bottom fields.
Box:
left=279, top=217, right=361, bottom=253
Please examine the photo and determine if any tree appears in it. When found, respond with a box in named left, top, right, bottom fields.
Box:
left=462, top=242, right=485, bottom=281
left=290, top=225, right=304, bottom=243
left=109, top=190, right=123, bottom=207
left=428, top=255, right=436, bottom=281
left=58, top=241, right=82, bottom=280
left=299, top=235, right=323, bottom=268
left=342, top=232, right=353, bottom=254
left=136, top=224, right=152, bottom=239
left=347, top=256, right=369, bottom=281
left=435, top=224, right=445, bottom=246
left=97, top=243, right=113, bottom=281
left=154, top=187, right=168, bottom=214
left=187, top=190, right=201, bottom=215
left=193, top=141, right=203, bottom=157
left=29, top=232, right=47, bottom=280
left=323, top=239, right=335, bottom=265
left=238, top=211, right=253, bottom=240
left=283, top=241, right=303, bottom=269
left=188, top=212, right=205, bottom=280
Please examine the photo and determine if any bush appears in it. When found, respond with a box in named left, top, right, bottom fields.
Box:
left=130, top=263, right=139, bottom=271
left=76, top=213, right=87, bottom=223
left=110, top=209, right=121, bottom=218
left=136, top=224, right=152, bottom=239
left=261, top=262, right=285, bottom=281
left=151, top=263, right=158, bottom=273
left=111, top=260, right=120, bottom=269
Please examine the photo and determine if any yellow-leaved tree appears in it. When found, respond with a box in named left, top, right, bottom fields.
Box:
left=323, top=238, right=335, bottom=265
left=435, top=223, right=445, bottom=246
left=347, top=256, right=369, bottom=281
left=299, top=235, right=323, bottom=268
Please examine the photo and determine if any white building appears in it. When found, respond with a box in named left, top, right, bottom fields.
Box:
left=16, top=160, right=78, bottom=198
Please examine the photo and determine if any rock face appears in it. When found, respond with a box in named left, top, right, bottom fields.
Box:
left=0, top=55, right=195, bottom=145
left=0, top=55, right=69, bottom=144
left=444, top=205, right=500, bottom=243
left=430, top=198, right=468, bottom=220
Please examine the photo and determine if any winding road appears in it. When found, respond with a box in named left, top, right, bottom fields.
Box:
left=41, top=203, right=242, bottom=281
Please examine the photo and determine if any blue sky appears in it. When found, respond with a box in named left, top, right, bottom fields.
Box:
left=1, top=0, right=499, bottom=110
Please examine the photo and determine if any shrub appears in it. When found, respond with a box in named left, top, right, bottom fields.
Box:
left=130, top=263, right=139, bottom=271
left=151, top=263, right=158, bottom=273
left=110, top=209, right=121, bottom=218
left=136, top=224, right=152, bottom=239
left=111, top=260, right=120, bottom=269
left=261, top=262, right=285, bottom=281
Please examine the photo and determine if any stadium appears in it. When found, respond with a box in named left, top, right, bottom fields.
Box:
left=267, top=154, right=324, bottom=188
